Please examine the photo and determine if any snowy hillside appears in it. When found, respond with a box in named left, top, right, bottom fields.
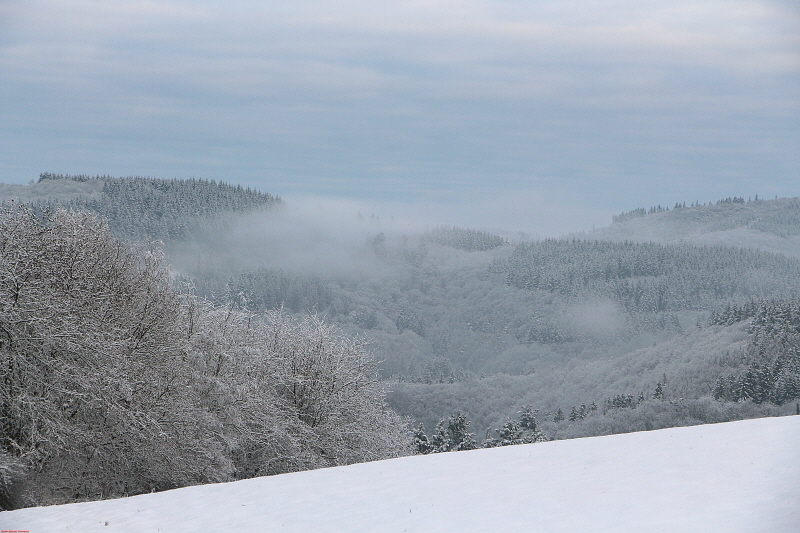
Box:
left=580, top=198, right=800, bottom=258
left=3, top=416, right=798, bottom=533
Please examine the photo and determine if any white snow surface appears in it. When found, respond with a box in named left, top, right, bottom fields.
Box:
left=3, top=416, right=798, bottom=533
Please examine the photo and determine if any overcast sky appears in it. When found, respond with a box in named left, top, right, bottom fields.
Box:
left=1, top=1, right=798, bottom=234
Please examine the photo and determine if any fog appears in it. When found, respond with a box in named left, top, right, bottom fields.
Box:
left=565, top=300, right=625, bottom=339
left=166, top=190, right=616, bottom=283
left=195, top=202, right=402, bottom=279
left=292, top=191, right=613, bottom=237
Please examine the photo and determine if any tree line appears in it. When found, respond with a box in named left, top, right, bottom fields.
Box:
left=611, top=195, right=800, bottom=238
left=412, top=406, right=548, bottom=455
left=20, top=173, right=280, bottom=242
left=498, top=239, right=800, bottom=315
left=423, top=226, right=507, bottom=252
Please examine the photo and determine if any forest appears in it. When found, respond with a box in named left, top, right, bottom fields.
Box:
left=1, top=174, right=798, bottom=509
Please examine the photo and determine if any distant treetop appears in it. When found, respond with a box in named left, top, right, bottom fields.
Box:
left=38, top=172, right=278, bottom=205
left=612, top=196, right=755, bottom=224
left=612, top=205, right=668, bottom=224
left=611, top=195, right=800, bottom=238
left=423, top=226, right=507, bottom=252
left=26, top=173, right=281, bottom=241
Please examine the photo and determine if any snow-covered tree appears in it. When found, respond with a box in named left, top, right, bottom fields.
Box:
left=0, top=205, right=230, bottom=505
left=412, top=425, right=434, bottom=455
left=649, top=383, right=663, bottom=400
left=483, top=407, right=548, bottom=448
left=0, top=205, right=410, bottom=507
left=420, top=412, right=477, bottom=453
left=519, top=406, right=538, bottom=432
left=262, top=311, right=411, bottom=468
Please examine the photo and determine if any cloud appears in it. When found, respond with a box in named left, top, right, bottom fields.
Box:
left=0, top=0, right=798, bottom=218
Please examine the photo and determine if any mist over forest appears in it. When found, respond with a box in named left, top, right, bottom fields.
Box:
left=1, top=174, right=799, bottom=510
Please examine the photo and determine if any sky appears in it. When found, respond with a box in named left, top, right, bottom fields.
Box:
left=1, top=1, right=798, bottom=235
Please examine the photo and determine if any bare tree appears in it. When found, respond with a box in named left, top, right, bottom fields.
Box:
left=264, top=311, right=410, bottom=468
left=0, top=205, right=230, bottom=505
left=0, top=204, right=409, bottom=507
left=186, top=301, right=411, bottom=477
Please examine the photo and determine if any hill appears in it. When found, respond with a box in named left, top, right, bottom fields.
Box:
left=2, top=416, right=798, bottom=532
left=0, top=173, right=280, bottom=242
left=1, top=179, right=798, bottom=506
left=580, top=197, right=800, bottom=258
left=165, top=195, right=800, bottom=436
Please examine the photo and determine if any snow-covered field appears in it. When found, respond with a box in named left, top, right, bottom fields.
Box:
left=3, top=416, right=798, bottom=533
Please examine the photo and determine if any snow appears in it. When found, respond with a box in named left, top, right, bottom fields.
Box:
left=578, top=202, right=800, bottom=258
left=3, top=416, right=798, bottom=533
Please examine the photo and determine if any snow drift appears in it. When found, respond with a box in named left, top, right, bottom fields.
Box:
left=2, top=416, right=798, bottom=533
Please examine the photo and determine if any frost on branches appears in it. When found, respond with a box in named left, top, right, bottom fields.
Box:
left=187, top=303, right=411, bottom=479
left=0, top=205, right=409, bottom=509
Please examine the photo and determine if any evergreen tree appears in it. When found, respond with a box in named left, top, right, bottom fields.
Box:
left=653, top=382, right=665, bottom=400
left=568, top=406, right=579, bottom=422
left=483, top=407, right=548, bottom=448
left=519, top=406, right=538, bottom=431
left=496, top=421, right=523, bottom=446
left=429, top=412, right=477, bottom=452
left=446, top=412, right=477, bottom=451
left=412, top=425, right=433, bottom=455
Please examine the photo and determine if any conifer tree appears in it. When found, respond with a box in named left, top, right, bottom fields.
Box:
left=519, top=406, right=538, bottom=431
left=653, top=382, right=665, bottom=400
left=412, top=425, right=433, bottom=455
